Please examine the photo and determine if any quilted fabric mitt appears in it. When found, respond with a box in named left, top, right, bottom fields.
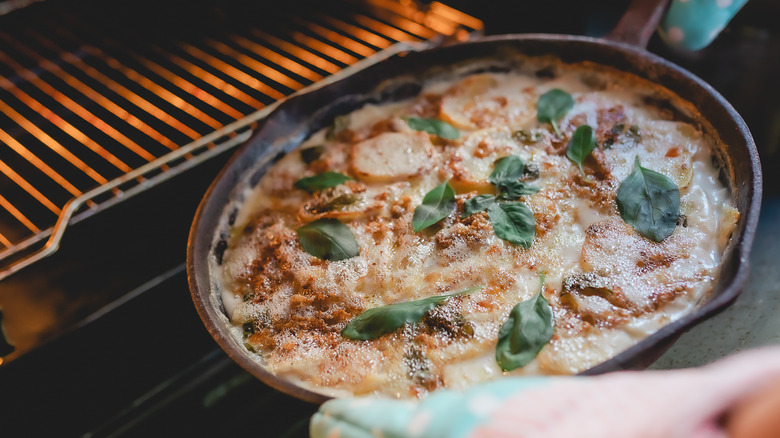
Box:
left=659, top=0, right=749, bottom=50
left=310, top=347, right=780, bottom=438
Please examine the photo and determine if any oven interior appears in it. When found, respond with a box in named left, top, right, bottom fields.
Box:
left=0, top=0, right=778, bottom=436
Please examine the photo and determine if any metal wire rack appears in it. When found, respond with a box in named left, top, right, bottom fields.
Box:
left=0, top=0, right=483, bottom=280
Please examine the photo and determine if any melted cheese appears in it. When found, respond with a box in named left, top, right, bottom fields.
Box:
left=216, top=59, right=738, bottom=399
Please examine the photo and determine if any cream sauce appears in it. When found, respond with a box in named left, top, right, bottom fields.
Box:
left=216, top=58, right=738, bottom=398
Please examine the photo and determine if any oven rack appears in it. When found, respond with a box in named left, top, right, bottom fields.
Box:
left=0, top=0, right=482, bottom=280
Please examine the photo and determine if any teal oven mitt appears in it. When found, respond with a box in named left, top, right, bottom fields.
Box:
left=310, top=378, right=551, bottom=438
left=310, top=347, right=780, bottom=438
left=659, top=0, right=749, bottom=50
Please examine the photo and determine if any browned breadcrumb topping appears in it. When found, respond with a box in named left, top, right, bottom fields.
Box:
left=220, top=62, right=736, bottom=398
left=409, top=93, right=442, bottom=118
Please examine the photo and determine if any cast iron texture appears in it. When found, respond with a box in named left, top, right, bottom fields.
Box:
left=187, top=34, right=762, bottom=403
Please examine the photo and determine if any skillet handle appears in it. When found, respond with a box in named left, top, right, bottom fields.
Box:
left=605, top=0, right=671, bottom=48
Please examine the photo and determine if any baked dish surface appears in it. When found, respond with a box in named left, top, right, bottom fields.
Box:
left=216, top=57, right=739, bottom=398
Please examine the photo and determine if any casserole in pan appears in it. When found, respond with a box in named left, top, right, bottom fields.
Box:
left=188, top=1, right=761, bottom=403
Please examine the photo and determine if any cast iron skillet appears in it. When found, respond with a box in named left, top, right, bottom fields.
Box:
left=187, top=0, right=762, bottom=403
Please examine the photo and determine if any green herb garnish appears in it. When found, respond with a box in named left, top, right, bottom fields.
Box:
left=566, top=124, right=596, bottom=173
left=460, top=155, right=538, bottom=248
left=462, top=194, right=496, bottom=218
left=536, top=88, right=574, bottom=136
left=627, top=124, right=641, bottom=142
left=605, top=124, right=641, bottom=149
left=487, top=202, right=536, bottom=248
left=489, top=156, right=527, bottom=191
left=294, top=171, right=353, bottom=193
left=405, top=116, right=460, bottom=140
left=495, top=275, right=553, bottom=371
left=513, top=129, right=544, bottom=144
left=296, top=218, right=359, bottom=261
left=326, top=115, right=350, bottom=140
left=501, top=180, right=541, bottom=199
left=616, top=157, right=680, bottom=242
left=342, top=287, right=480, bottom=341
left=412, top=180, right=456, bottom=232
left=489, top=156, right=541, bottom=200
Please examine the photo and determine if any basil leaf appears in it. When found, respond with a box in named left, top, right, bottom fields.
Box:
left=616, top=157, right=680, bottom=242
left=342, top=287, right=480, bottom=341
left=296, top=218, right=360, bottom=261
left=495, top=277, right=554, bottom=371
left=413, top=181, right=456, bottom=232
left=462, top=194, right=496, bottom=218
left=537, top=88, right=574, bottom=136
left=405, top=117, right=460, bottom=140
left=500, top=181, right=540, bottom=200
left=294, top=171, right=353, bottom=193
left=488, top=156, right=526, bottom=189
left=566, top=124, right=596, bottom=173
left=487, top=202, right=536, bottom=248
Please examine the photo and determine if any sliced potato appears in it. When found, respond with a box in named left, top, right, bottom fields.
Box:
left=451, top=128, right=516, bottom=191
left=350, top=131, right=432, bottom=182
left=439, top=74, right=536, bottom=130
left=559, top=272, right=634, bottom=327
left=610, top=121, right=700, bottom=188
left=440, top=74, right=498, bottom=129
left=641, top=121, right=699, bottom=188
left=580, top=218, right=696, bottom=310
left=718, top=205, right=740, bottom=251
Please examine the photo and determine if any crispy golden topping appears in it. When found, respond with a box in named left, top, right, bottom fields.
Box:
left=219, top=60, right=737, bottom=398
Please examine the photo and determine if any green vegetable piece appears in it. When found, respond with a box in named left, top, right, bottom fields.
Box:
left=616, top=157, right=680, bottom=242
left=413, top=181, right=456, bottom=232
left=458, top=156, right=539, bottom=248
left=625, top=125, right=641, bottom=147
left=461, top=194, right=496, bottom=218
left=486, top=156, right=539, bottom=199
left=513, top=129, right=544, bottom=144
left=523, top=163, right=540, bottom=180
left=500, top=181, right=540, bottom=200
left=296, top=218, right=360, bottom=261
left=566, top=124, right=596, bottom=173
left=405, top=116, right=460, bottom=140
left=489, top=156, right=526, bottom=189
left=242, top=322, right=255, bottom=338
left=326, top=115, right=350, bottom=140
left=342, top=287, right=480, bottom=341
left=294, top=171, right=353, bottom=193
left=300, top=145, right=325, bottom=164
left=537, top=88, right=574, bottom=136
left=487, top=202, right=536, bottom=248
left=495, top=276, right=554, bottom=371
